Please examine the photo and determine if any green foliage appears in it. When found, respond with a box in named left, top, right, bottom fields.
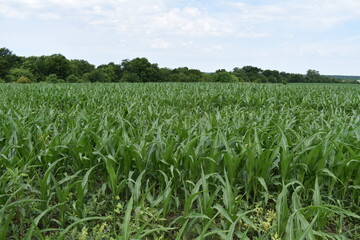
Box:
left=212, top=70, right=239, bottom=82
left=69, top=59, right=95, bottom=77
left=16, top=76, right=31, bottom=83
left=66, top=74, right=80, bottom=83
left=0, top=83, right=359, bottom=239
left=121, top=72, right=141, bottom=82
left=83, top=69, right=107, bottom=82
left=97, top=62, right=123, bottom=82
left=44, top=54, right=71, bottom=79
left=0, top=47, right=23, bottom=79
left=6, top=67, right=34, bottom=83
left=0, top=47, right=348, bottom=84
left=122, top=58, right=162, bottom=82
left=46, top=74, right=60, bottom=83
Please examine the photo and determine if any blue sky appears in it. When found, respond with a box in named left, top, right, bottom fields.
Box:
left=1, top=0, right=360, bottom=75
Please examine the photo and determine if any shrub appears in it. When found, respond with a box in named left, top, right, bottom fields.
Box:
left=46, top=74, right=60, bottom=83
left=16, top=76, right=31, bottom=83
left=121, top=72, right=141, bottom=82
left=7, top=68, right=35, bottom=82
left=212, top=71, right=239, bottom=82
left=66, top=74, right=79, bottom=83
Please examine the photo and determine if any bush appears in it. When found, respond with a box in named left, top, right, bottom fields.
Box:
left=17, top=76, right=31, bottom=83
left=82, top=69, right=107, bottom=82
left=121, top=72, right=141, bottom=82
left=212, top=71, right=239, bottom=82
left=46, top=74, right=60, bottom=83
left=66, top=74, right=79, bottom=83
left=7, top=68, right=35, bottom=82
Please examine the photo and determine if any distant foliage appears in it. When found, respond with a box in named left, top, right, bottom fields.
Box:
left=212, top=70, right=239, bottom=82
left=7, top=67, right=34, bottom=82
left=16, top=76, right=31, bottom=83
left=0, top=47, right=348, bottom=84
left=45, top=74, right=60, bottom=83
left=121, top=72, right=141, bottom=82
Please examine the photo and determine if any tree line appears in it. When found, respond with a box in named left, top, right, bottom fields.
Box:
left=0, top=47, right=346, bottom=84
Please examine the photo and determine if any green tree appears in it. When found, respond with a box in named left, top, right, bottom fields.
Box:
left=169, top=72, right=189, bottom=82
left=263, top=70, right=280, bottom=83
left=45, top=74, right=60, bottom=83
left=212, top=70, right=239, bottom=82
left=69, top=59, right=95, bottom=77
left=158, top=68, right=171, bottom=82
left=305, top=69, right=322, bottom=82
left=7, top=67, right=35, bottom=82
left=83, top=69, right=107, bottom=82
left=121, top=72, right=141, bottom=82
left=97, top=62, right=122, bottom=82
left=122, top=58, right=162, bottom=82
left=242, top=66, right=263, bottom=82
left=21, top=56, right=45, bottom=82
left=170, top=67, right=204, bottom=82
left=232, top=67, right=248, bottom=82
left=0, top=48, right=23, bottom=79
left=44, top=54, right=71, bottom=79
left=66, top=74, right=80, bottom=83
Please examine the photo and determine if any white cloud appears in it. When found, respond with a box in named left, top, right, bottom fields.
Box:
left=1, top=0, right=360, bottom=75
left=2, top=0, right=360, bottom=35
left=229, top=0, right=360, bottom=28
left=0, top=0, right=263, bottom=38
left=38, top=12, right=61, bottom=20
left=149, top=39, right=172, bottom=49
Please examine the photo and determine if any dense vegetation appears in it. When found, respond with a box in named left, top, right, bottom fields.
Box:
left=326, top=75, right=360, bottom=83
left=0, top=83, right=359, bottom=239
left=0, top=47, right=350, bottom=84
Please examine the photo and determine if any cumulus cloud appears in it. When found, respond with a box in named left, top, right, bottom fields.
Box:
left=0, top=0, right=257, bottom=38
left=230, top=0, right=360, bottom=28
left=1, top=0, right=359, bottom=74
left=1, top=0, right=359, bottom=37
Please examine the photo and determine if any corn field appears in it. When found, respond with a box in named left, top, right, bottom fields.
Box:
left=0, top=83, right=359, bottom=239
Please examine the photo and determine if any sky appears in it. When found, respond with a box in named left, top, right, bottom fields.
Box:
left=1, top=0, right=360, bottom=75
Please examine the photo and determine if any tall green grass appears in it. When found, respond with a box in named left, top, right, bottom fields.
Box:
left=0, top=83, right=359, bottom=239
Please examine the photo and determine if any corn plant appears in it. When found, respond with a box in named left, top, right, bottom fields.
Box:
left=0, top=82, right=359, bottom=239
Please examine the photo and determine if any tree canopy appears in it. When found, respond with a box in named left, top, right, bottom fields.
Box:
left=0, top=47, right=346, bottom=84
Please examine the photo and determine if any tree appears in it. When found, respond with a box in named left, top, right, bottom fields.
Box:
left=21, top=56, right=45, bottom=82
left=66, top=74, right=80, bottom=83
left=44, top=54, right=71, bottom=79
left=21, top=55, right=71, bottom=82
left=121, top=72, right=141, bottom=82
left=263, top=70, right=280, bottom=83
left=83, top=69, right=107, bottom=82
left=46, top=74, right=60, bottom=83
left=170, top=67, right=204, bottom=82
left=305, top=69, right=321, bottom=83
left=240, top=66, right=263, bottom=82
left=288, top=73, right=304, bottom=83
left=169, top=72, right=189, bottom=82
left=121, top=58, right=162, bottom=82
left=6, top=67, right=35, bottom=82
left=158, top=68, right=171, bottom=82
left=69, top=59, right=95, bottom=77
left=0, top=48, right=23, bottom=79
left=97, top=62, right=122, bottom=82
left=232, top=67, right=248, bottom=82
left=212, top=70, right=239, bottom=82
